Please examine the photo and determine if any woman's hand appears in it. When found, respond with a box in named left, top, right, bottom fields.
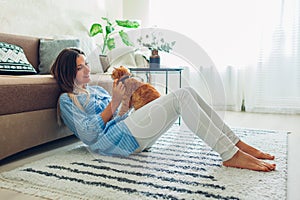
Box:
left=111, top=80, right=125, bottom=110
left=100, top=80, right=125, bottom=124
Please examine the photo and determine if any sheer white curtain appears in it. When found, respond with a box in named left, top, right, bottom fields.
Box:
left=149, top=0, right=300, bottom=114
left=249, top=0, right=300, bottom=113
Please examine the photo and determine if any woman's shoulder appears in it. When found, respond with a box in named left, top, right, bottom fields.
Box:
left=59, top=93, right=71, bottom=103
left=59, top=92, right=69, bottom=99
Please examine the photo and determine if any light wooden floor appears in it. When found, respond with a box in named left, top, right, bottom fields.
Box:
left=1, top=111, right=299, bottom=200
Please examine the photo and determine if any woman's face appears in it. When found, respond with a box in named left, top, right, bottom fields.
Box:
left=75, top=54, right=91, bottom=87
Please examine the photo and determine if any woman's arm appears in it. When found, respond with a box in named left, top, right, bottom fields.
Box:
left=101, top=81, right=125, bottom=123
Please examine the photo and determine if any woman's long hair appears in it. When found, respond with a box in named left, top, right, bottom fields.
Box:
left=51, top=48, right=89, bottom=125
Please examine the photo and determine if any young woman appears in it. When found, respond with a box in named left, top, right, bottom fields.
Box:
left=51, top=48, right=276, bottom=172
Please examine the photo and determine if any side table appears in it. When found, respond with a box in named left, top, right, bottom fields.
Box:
left=128, top=67, right=184, bottom=94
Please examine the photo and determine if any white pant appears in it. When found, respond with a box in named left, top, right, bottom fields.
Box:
left=124, top=87, right=239, bottom=161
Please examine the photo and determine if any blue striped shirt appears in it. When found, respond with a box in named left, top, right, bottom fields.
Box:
left=59, top=85, right=139, bottom=156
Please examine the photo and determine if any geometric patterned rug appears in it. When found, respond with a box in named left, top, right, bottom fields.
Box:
left=0, top=125, right=287, bottom=200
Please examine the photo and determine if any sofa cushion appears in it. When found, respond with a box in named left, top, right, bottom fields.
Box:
left=0, top=33, right=40, bottom=71
left=105, top=47, right=149, bottom=73
left=0, top=75, right=62, bottom=115
left=0, top=74, right=114, bottom=116
left=38, top=39, right=80, bottom=74
left=79, top=36, right=104, bottom=74
left=106, top=47, right=137, bottom=74
left=135, top=53, right=149, bottom=68
left=0, top=42, right=37, bottom=75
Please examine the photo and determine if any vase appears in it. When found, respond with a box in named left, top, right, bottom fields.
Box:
left=149, top=49, right=160, bottom=69
left=99, top=54, right=110, bottom=72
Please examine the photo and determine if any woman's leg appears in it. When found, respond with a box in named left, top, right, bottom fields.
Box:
left=180, top=87, right=239, bottom=144
left=184, top=87, right=274, bottom=160
left=124, top=87, right=275, bottom=171
left=124, top=87, right=239, bottom=161
left=124, top=91, right=180, bottom=152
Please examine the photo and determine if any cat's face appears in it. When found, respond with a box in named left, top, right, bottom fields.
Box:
left=111, top=66, right=131, bottom=79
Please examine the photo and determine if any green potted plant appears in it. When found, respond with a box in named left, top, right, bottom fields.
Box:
left=89, top=17, right=140, bottom=55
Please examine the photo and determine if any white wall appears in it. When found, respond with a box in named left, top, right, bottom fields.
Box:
left=123, top=0, right=150, bottom=27
left=0, top=0, right=108, bottom=38
left=0, top=0, right=152, bottom=40
left=105, top=0, right=123, bottom=20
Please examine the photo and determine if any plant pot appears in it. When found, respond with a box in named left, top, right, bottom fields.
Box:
left=99, top=54, right=110, bottom=72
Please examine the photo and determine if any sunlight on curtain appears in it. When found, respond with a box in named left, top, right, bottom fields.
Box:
left=150, top=0, right=300, bottom=114
left=149, top=0, right=265, bottom=70
left=252, top=0, right=300, bottom=113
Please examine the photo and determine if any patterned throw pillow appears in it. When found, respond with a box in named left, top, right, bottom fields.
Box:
left=0, top=42, right=37, bottom=75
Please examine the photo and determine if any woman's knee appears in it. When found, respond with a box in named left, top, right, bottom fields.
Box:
left=171, top=88, right=198, bottom=109
left=183, top=86, right=197, bottom=94
left=174, top=87, right=191, bottom=99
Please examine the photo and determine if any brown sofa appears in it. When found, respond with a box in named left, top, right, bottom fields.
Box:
left=0, top=33, right=114, bottom=160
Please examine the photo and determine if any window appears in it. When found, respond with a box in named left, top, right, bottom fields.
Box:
left=149, top=0, right=300, bottom=113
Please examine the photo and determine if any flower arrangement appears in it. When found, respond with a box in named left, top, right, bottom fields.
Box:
left=89, top=17, right=140, bottom=54
left=136, top=31, right=176, bottom=53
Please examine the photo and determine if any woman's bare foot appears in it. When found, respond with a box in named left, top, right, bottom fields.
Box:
left=236, top=140, right=275, bottom=160
left=223, top=150, right=276, bottom=172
